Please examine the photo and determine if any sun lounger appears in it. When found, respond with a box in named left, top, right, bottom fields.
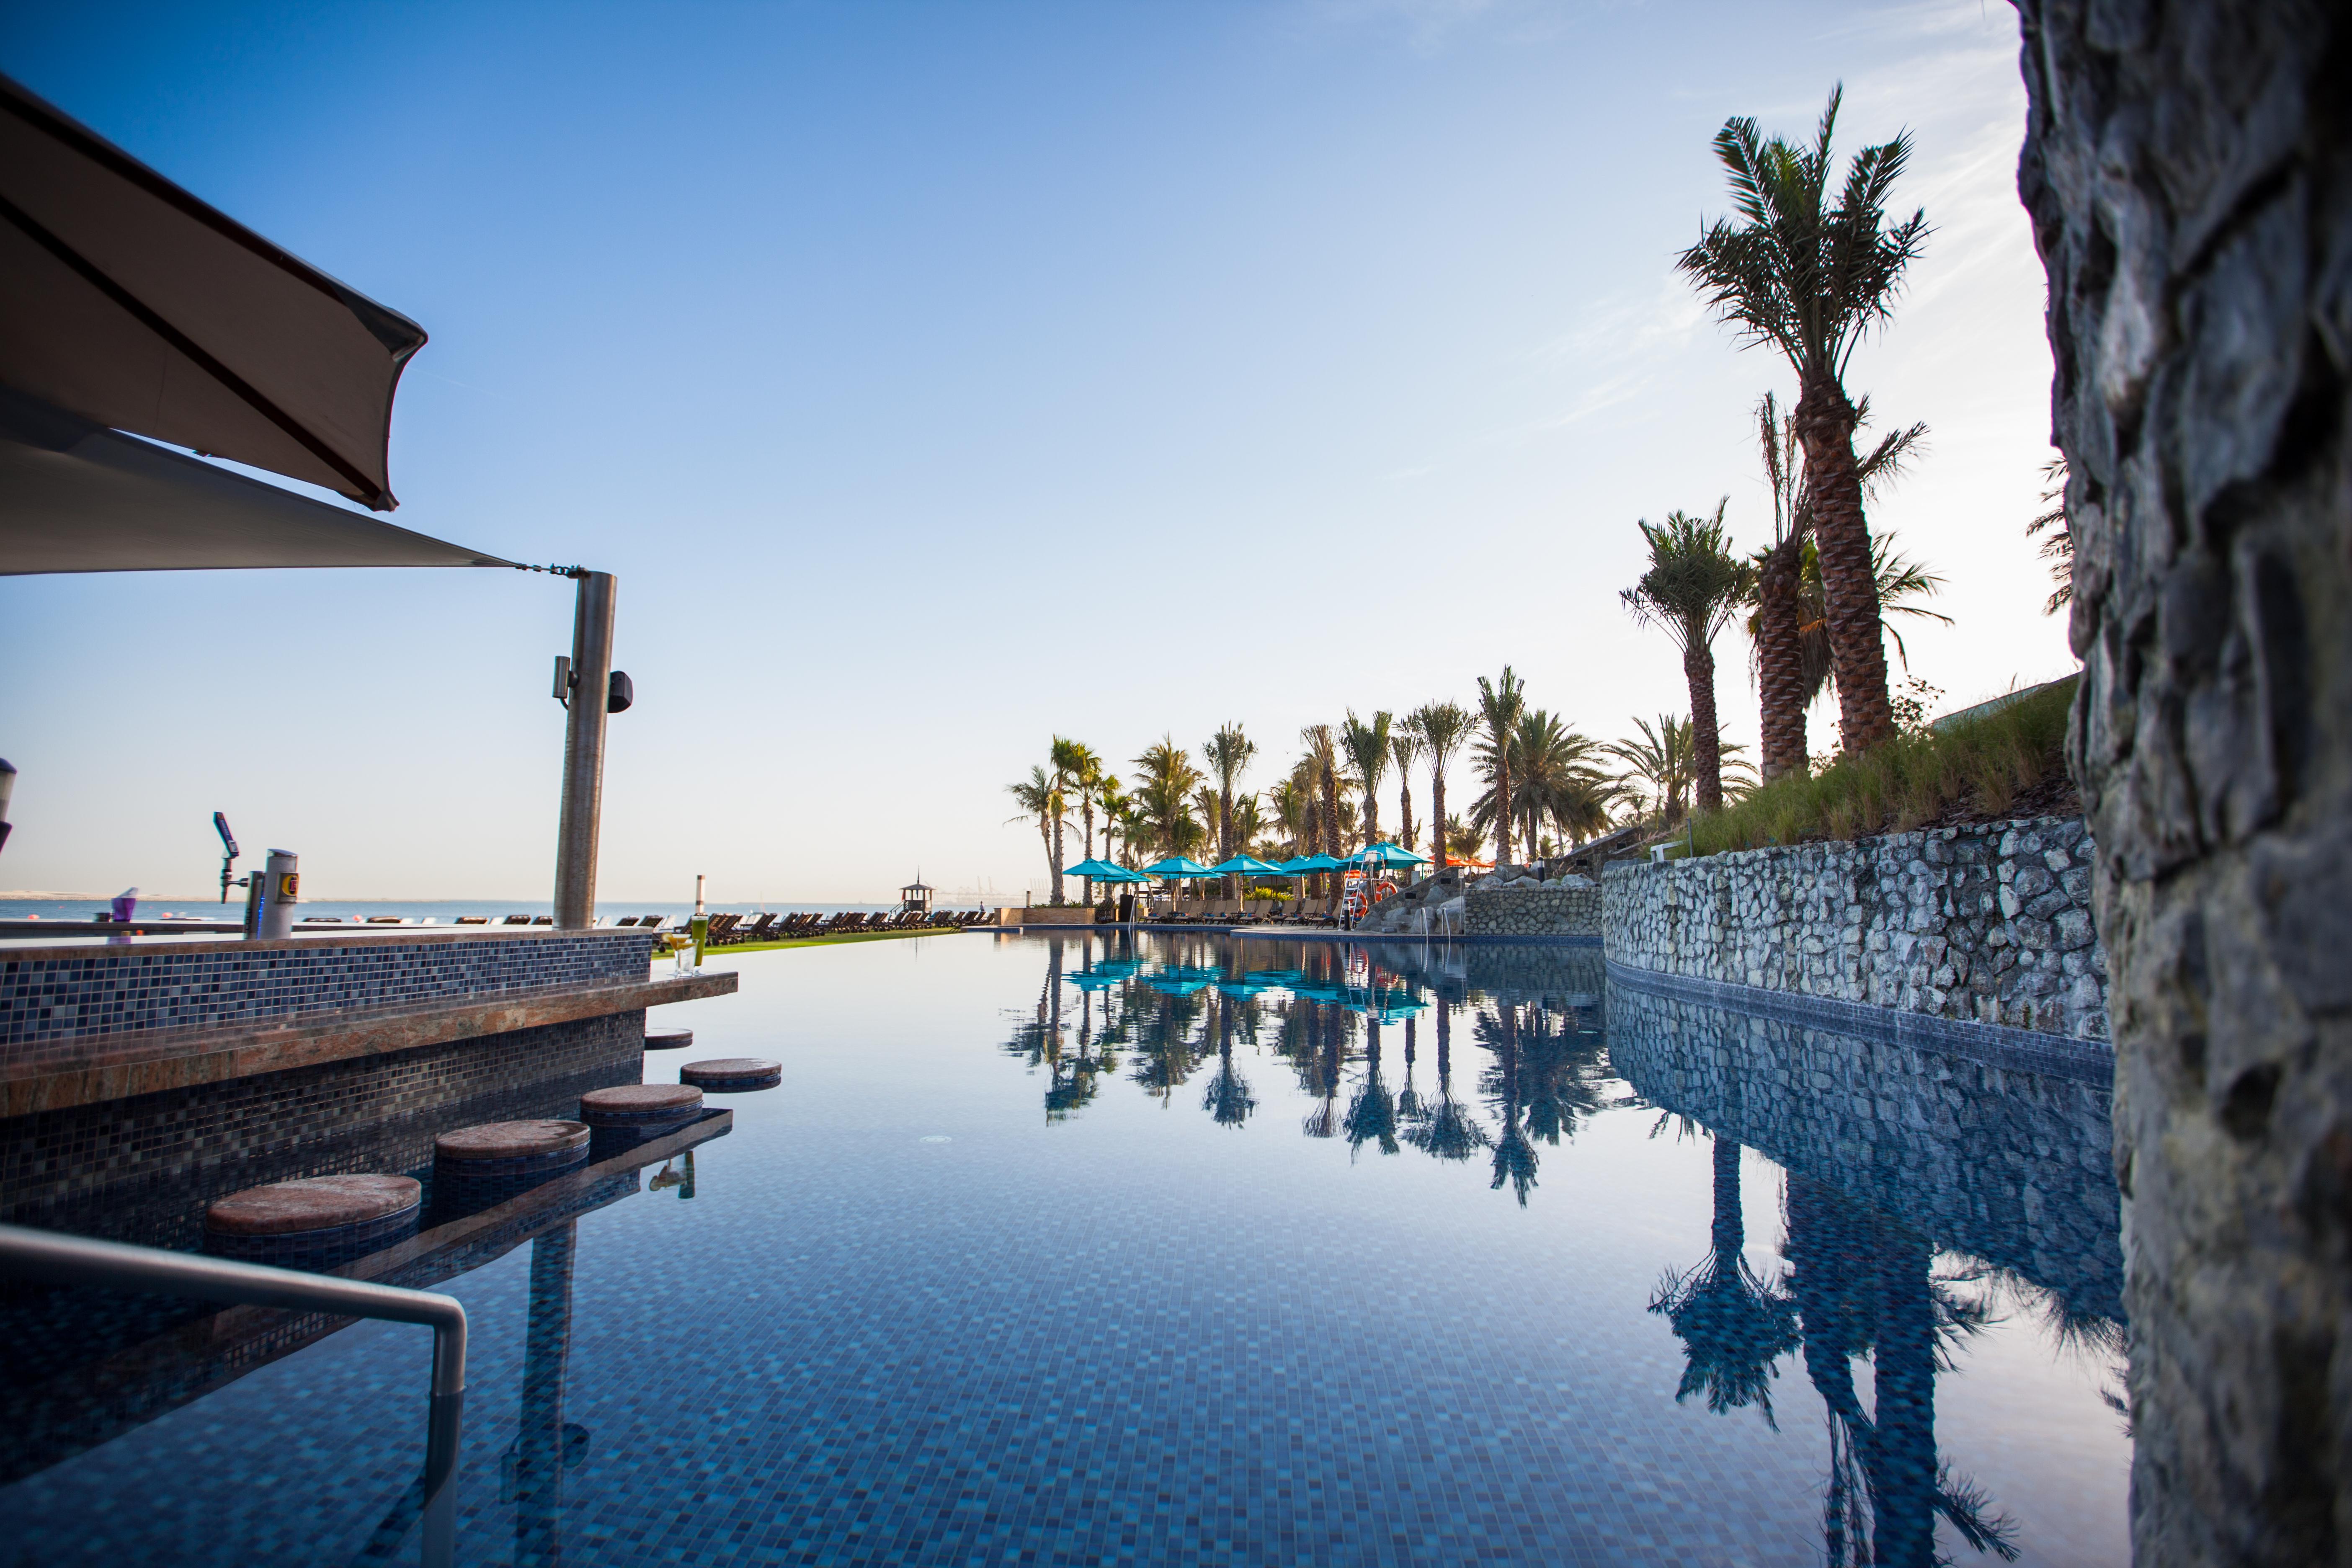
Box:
left=456, top=916, right=490, bottom=925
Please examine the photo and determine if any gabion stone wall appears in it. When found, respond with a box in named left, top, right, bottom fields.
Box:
left=1462, top=884, right=1602, bottom=937
left=1602, top=817, right=2107, bottom=1040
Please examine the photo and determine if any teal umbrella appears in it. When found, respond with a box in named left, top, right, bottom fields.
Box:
left=1281, top=854, right=1344, bottom=873
left=1353, top=841, right=1429, bottom=868
left=1208, top=854, right=1286, bottom=877
left=1067, top=858, right=1149, bottom=883
left=1141, top=856, right=1216, bottom=878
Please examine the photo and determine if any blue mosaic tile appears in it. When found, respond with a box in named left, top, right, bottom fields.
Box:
left=1, top=932, right=657, bottom=1062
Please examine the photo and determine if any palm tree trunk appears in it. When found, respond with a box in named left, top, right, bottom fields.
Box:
left=1362, top=788, right=1379, bottom=848
left=1494, top=755, right=1514, bottom=865
left=1754, top=535, right=1809, bottom=781
left=1398, top=775, right=1415, bottom=856
left=1082, top=804, right=1096, bottom=906
left=1796, top=379, right=1894, bottom=751
left=1870, top=1230, right=1940, bottom=1568
left=1051, top=814, right=1065, bottom=904
left=1686, top=641, right=1724, bottom=812
left=1430, top=766, right=1447, bottom=865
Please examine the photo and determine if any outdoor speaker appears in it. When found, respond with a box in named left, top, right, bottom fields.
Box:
left=607, top=671, right=633, bottom=714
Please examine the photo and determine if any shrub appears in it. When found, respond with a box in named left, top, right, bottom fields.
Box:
left=1686, top=676, right=2076, bottom=855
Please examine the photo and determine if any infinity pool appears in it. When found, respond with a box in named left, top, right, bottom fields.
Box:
left=1, top=931, right=2129, bottom=1566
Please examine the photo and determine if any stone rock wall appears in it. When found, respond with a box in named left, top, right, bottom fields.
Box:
left=2017, top=2, right=2352, bottom=1560
left=1463, top=883, right=1602, bottom=937
left=1604, top=818, right=2108, bottom=1039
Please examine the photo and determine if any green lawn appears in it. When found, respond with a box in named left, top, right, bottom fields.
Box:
left=711, top=925, right=966, bottom=955
left=1685, top=675, right=2078, bottom=856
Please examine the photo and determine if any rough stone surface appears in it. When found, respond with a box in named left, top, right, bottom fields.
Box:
left=2016, top=2, right=2352, bottom=1559
left=1463, top=883, right=1604, bottom=938
left=1604, top=817, right=2108, bottom=1039
left=579, top=1083, right=703, bottom=1125
left=434, top=1119, right=589, bottom=1162
left=204, top=1173, right=420, bottom=1236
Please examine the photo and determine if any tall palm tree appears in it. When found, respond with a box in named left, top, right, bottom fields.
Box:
left=1268, top=772, right=1311, bottom=859
left=1750, top=391, right=1810, bottom=783
left=1388, top=727, right=1423, bottom=855
left=1004, top=766, right=1064, bottom=894
left=1785, top=534, right=1951, bottom=721
left=1301, top=725, right=1344, bottom=866
left=1200, top=722, right=1256, bottom=867
left=1505, top=710, right=1617, bottom=851
left=1749, top=395, right=1930, bottom=778
left=1338, top=709, right=1392, bottom=848
left=1407, top=701, right=1474, bottom=869
left=1679, top=86, right=1929, bottom=754
left=1622, top=502, right=1754, bottom=812
left=1473, top=669, right=1527, bottom=865
left=1054, top=738, right=1104, bottom=904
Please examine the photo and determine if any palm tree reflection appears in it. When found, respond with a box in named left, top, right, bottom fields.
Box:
left=1201, top=993, right=1256, bottom=1128
left=1647, top=1134, right=1799, bottom=1424
left=1781, top=1175, right=2019, bottom=1566
left=1342, top=1020, right=1399, bottom=1158
left=1402, top=1001, right=1488, bottom=1163
left=1482, top=1005, right=1538, bottom=1205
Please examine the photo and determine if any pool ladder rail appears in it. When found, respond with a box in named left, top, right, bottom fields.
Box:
left=0, top=1221, right=467, bottom=1568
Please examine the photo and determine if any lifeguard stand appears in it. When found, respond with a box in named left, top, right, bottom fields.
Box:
left=900, top=877, right=934, bottom=916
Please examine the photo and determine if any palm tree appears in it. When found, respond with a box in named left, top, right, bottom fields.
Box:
left=1785, top=534, right=1951, bottom=723
left=1268, top=772, right=1311, bottom=859
left=1054, top=738, right=1104, bottom=904
left=1749, top=395, right=1929, bottom=779
left=1407, top=701, right=1474, bottom=869
left=1338, top=709, right=1392, bottom=848
left=1200, top=722, right=1256, bottom=868
left=1622, top=502, right=1754, bottom=812
left=1608, top=715, right=1695, bottom=828
left=1506, top=710, right=1618, bottom=851
left=1473, top=669, right=1527, bottom=865
left=1678, top=86, right=1929, bottom=754
left=1388, top=727, right=1423, bottom=854
left=1131, top=736, right=1204, bottom=859
left=1301, top=724, right=1344, bottom=867
left=1004, top=766, right=1063, bottom=891
left=1442, top=813, right=1481, bottom=862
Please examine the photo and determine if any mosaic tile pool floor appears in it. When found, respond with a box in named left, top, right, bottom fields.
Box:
left=0, top=931, right=2130, bottom=1565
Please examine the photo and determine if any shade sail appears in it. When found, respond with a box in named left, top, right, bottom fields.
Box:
left=1, top=74, right=423, bottom=510
left=0, top=384, right=514, bottom=574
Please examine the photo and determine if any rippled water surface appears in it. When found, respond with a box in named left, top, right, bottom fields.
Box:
left=1, top=931, right=2130, bottom=1565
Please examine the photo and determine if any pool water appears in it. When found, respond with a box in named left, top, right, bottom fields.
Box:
left=1, top=931, right=2130, bottom=1566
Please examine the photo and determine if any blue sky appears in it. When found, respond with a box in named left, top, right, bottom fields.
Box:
left=1, top=1, right=2065, bottom=903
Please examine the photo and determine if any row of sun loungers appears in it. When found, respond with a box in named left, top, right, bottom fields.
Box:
left=1137, top=897, right=1348, bottom=928
left=704, top=908, right=990, bottom=944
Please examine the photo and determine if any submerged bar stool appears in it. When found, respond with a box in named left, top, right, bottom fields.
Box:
left=579, top=1083, right=703, bottom=1130
left=433, top=1120, right=591, bottom=1213
left=644, top=1028, right=693, bottom=1052
left=204, top=1175, right=422, bottom=1269
left=680, top=1057, right=781, bottom=1091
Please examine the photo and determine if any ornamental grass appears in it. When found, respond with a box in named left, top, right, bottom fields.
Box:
left=1686, top=676, right=2077, bottom=856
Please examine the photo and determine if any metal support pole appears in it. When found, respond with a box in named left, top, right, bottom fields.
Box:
left=554, top=572, right=616, bottom=930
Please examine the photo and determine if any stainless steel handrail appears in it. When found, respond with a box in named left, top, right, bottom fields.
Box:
left=0, top=1222, right=467, bottom=1567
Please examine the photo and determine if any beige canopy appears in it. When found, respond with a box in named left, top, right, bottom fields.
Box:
left=0, top=73, right=513, bottom=574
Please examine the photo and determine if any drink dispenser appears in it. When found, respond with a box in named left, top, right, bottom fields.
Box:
left=255, top=849, right=300, bottom=938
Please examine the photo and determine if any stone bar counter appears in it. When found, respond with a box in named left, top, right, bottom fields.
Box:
left=0, top=928, right=735, bottom=1246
